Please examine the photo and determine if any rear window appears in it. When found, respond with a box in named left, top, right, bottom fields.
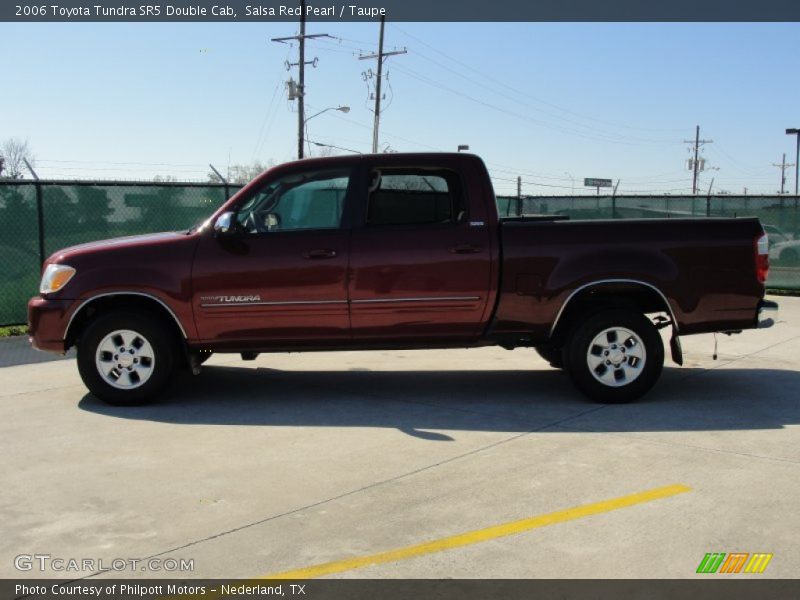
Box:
left=367, top=169, right=464, bottom=226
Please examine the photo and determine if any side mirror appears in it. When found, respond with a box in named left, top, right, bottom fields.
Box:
left=213, top=212, right=236, bottom=237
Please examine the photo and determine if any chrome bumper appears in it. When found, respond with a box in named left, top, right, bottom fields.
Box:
left=757, top=299, right=779, bottom=329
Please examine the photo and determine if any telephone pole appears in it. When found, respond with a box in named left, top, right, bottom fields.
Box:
left=787, top=128, right=800, bottom=196
left=359, top=16, right=406, bottom=153
left=271, top=0, right=331, bottom=159
left=684, top=125, right=713, bottom=195
left=773, top=153, right=796, bottom=195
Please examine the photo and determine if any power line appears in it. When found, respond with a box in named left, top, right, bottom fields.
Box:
left=390, top=24, right=686, bottom=136
left=402, top=44, right=678, bottom=145
left=390, top=63, right=680, bottom=147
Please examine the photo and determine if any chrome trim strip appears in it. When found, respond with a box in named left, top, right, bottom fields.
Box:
left=351, top=296, right=481, bottom=304
left=548, top=279, right=679, bottom=337
left=65, top=292, right=188, bottom=339
left=200, top=300, right=348, bottom=307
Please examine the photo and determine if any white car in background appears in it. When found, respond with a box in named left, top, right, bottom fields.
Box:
left=765, top=225, right=800, bottom=266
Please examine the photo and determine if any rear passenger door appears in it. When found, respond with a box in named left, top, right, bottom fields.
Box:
left=347, top=162, right=492, bottom=341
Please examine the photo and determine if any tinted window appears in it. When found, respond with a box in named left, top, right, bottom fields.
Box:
left=237, top=169, right=349, bottom=233
left=367, top=169, right=463, bottom=226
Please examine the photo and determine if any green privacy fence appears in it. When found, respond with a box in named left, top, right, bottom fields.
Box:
left=0, top=180, right=244, bottom=325
left=0, top=180, right=798, bottom=325
left=496, top=193, right=800, bottom=292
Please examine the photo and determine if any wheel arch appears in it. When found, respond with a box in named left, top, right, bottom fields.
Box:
left=549, top=279, right=678, bottom=343
left=65, top=292, right=187, bottom=350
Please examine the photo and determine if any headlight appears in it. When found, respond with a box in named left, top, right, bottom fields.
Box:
left=40, top=264, right=76, bottom=295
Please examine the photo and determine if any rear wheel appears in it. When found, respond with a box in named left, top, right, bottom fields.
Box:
left=77, top=310, right=177, bottom=406
left=565, top=309, right=663, bottom=403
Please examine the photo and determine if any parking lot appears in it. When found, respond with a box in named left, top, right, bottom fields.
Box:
left=1, top=295, right=798, bottom=580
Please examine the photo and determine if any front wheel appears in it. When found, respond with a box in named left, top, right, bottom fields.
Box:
left=535, top=344, right=564, bottom=369
left=564, top=309, right=664, bottom=403
left=77, top=310, right=177, bottom=406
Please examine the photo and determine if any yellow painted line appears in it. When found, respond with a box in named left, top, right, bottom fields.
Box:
left=262, top=483, right=691, bottom=580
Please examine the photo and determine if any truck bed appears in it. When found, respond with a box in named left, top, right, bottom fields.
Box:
left=492, top=217, right=764, bottom=341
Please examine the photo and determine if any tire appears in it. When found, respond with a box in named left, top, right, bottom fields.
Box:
left=535, top=344, right=564, bottom=369
left=77, top=310, right=178, bottom=406
left=564, top=309, right=664, bottom=404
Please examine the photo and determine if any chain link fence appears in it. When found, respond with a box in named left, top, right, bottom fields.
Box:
left=0, top=180, right=243, bottom=325
left=497, top=193, right=800, bottom=291
left=1, top=180, right=798, bottom=325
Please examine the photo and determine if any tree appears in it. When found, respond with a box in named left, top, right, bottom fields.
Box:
left=0, top=138, right=35, bottom=179
left=208, top=160, right=275, bottom=185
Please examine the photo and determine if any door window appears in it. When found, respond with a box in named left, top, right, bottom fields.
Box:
left=366, top=169, right=465, bottom=226
left=237, top=169, right=349, bottom=233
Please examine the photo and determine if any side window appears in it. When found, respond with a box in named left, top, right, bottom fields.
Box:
left=367, top=169, right=465, bottom=226
left=237, top=169, right=349, bottom=233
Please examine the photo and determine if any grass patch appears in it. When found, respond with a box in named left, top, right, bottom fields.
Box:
left=0, top=324, right=28, bottom=338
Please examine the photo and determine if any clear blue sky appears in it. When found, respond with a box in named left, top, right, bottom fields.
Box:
left=1, top=22, right=798, bottom=194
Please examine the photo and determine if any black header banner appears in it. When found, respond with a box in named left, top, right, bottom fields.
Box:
left=4, top=0, right=800, bottom=22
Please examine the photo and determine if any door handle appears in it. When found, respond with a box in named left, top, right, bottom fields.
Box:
left=449, top=244, right=482, bottom=254
left=304, top=249, right=337, bottom=259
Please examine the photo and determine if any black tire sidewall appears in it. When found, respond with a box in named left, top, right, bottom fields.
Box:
left=77, top=310, right=176, bottom=405
left=566, top=309, right=664, bottom=403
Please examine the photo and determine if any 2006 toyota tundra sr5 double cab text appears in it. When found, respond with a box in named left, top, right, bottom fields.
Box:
left=28, top=153, right=778, bottom=405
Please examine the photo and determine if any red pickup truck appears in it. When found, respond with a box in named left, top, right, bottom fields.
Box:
left=28, top=153, right=777, bottom=405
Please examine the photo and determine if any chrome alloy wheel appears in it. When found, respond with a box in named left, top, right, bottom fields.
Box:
left=94, top=329, right=155, bottom=390
left=586, top=326, right=647, bottom=388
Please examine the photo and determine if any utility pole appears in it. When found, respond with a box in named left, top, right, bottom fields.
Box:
left=684, top=125, right=713, bottom=195
left=773, top=153, right=795, bottom=195
left=787, top=128, right=800, bottom=196
left=359, top=16, right=406, bottom=153
left=272, top=0, right=330, bottom=160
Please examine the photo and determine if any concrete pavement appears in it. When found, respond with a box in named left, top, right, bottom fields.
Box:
left=1, top=295, right=798, bottom=580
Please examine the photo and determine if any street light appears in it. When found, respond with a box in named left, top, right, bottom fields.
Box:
left=312, top=141, right=361, bottom=155
left=787, top=128, right=800, bottom=196
left=304, top=106, right=350, bottom=157
left=457, top=144, right=470, bottom=152
left=305, top=105, right=350, bottom=122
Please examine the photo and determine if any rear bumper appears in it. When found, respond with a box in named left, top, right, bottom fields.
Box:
left=27, top=296, right=71, bottom=353
left=757, top=299, right=779, bottom=329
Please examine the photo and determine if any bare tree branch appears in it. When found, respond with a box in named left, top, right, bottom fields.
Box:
left=0, top=138, right=35, bottom=179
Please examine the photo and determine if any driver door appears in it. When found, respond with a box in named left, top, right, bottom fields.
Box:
left=191, top=167, right=354, bottom=346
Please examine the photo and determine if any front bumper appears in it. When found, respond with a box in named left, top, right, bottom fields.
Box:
left=27, top=296, right=72, bottom=353
left=757, top=299, right=779, bottom=329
